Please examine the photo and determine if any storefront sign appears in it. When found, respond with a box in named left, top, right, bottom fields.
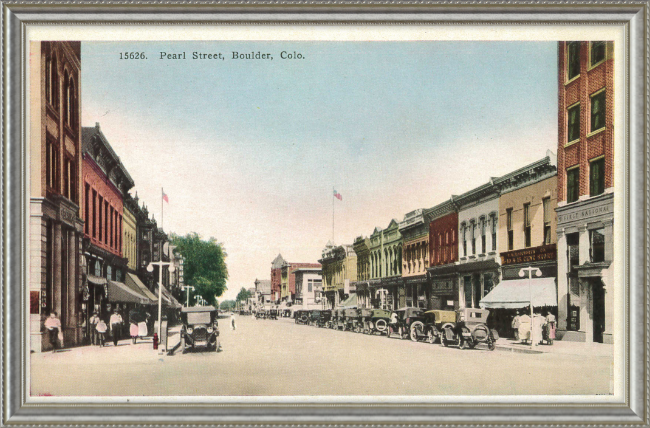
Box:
left=557, top=195, right=613, bottom=225
left=405, top=275, right=428, bottom=286
left=501, top=244, right=556, bottom=266
left=431, top=280, right=454, bottom=295
left=380, top=277, right=403, bottom=287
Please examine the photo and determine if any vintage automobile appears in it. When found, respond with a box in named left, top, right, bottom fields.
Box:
left=179, top=306, right=220, bottom=353
left=358, top=308, right=392, bottom=335
left=440, top=308, right=498, bottom=350
left=309, top=310, right=322, bottom=326
left=330, top=309, right=346, bottom=330
left=342, top=308, right=360, bottom=331
left=282, top=309, right=292, bottom=318
left=317, top=309, right=332, bottom=328
left=386, top=307, right=424, bottom=339
left=294, top=309, right=309, bottom=324
left=268, top=308, right=279, bottom=320
left=411, top=309, right=457, bottom=343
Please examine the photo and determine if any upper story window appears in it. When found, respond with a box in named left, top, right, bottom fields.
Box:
left=506, top=209, right=514, bottom=251
left=461, top=225, right=467, bottom=257
left=567, top=42, right=581, bottom=81
left=591, top=89, right=606, bottom=132
left=567, top=103, right=581, bottom=143
left=590, top=41, right=606, bottom=66
left=590, top=157, right=605, bottom=197
left=567, top=166, right=580, bottom=203
left=523, top=203, right=531, bottom=248
left=480, top=218, right=486, bottom=254
left=543, top=198, right=552, bottom=245
left=491, top=215, right=497, bottom=251
left=67, top=77, right=76, bottom=129
left=470, top=222, right=476, bottom=255
left=46, top=53, right=59, bottom=109
left=45, top=136, right=58, bottom=192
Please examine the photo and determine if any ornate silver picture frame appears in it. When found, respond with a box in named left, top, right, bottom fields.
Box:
left=2, top=1, right=648, bottom=425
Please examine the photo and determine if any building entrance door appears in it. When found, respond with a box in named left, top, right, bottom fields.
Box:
left=592, top=279, right=605, bottom=343
left=463, top=276, right=472, bottom=308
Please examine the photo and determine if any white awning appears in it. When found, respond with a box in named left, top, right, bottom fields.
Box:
left=479, top=278, right=557, bottom=309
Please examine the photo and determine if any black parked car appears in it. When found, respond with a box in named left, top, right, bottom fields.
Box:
left=179, top=306, right=220, bottom=353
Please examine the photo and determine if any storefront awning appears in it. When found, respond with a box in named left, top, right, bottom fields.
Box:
left=125, top=273, right=157, bottom=304
left=106, top=280, right=151, bottom=304
left=87, top=275, right=107, bottom=286
left=479, top=278, right=557, bottom=309
left=338, top=293, right=357, bottom=309
left=154, top=284, right=182, bottom=309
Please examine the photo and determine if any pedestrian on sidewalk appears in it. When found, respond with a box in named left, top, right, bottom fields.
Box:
left=230, top=312, right=236, bottom=331
left=96, top=318, right=108, bottom=347
left=129, top=309, right=140, bottom=344
left=44, top=312, right=63, bottom=353
left=89, top=312, right=100, bottom=345
left=109, top=310, right=123, bottom=346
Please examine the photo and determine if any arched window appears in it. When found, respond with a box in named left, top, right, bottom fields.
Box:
left=50, top=54, right=59, bottom=108
left=67, top=77, right=76, bottom=128
left=63, top=70, right=69, bottom=125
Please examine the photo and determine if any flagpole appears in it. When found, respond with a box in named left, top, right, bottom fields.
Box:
left=161, top=188, right=164, bottom=230
left=332, top=187, right=335, bottom=243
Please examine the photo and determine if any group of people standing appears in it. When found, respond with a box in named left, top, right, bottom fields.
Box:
left=43, top=308, right=153, bottom=352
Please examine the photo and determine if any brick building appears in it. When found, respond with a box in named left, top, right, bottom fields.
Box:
left=29, top=41, right=84, bottom=352
left=555, top=41, right=614, bottom=343
left=81, top=123, right=138, bottom=330
left=270, top=254, right=285, bottom=303
left=399, top=208, right=432, bottom=309
left=427, top=200, right=458, bottom=310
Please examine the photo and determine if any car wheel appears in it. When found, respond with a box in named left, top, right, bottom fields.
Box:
left=374, top=319, right=387, bottom=333
left=410, top=321, right=423, bottom=342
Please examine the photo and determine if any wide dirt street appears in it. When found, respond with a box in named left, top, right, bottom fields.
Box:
left=30, top=315, right=613, bottom=396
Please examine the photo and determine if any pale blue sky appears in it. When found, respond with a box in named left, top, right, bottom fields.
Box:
left=81, top=41, right=558, bottom=300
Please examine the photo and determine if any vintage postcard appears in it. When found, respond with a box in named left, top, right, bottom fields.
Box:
left=24, top=23, right=627, bottom=404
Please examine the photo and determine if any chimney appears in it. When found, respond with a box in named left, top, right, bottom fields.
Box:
left=95, top=122, right=100, bottom=129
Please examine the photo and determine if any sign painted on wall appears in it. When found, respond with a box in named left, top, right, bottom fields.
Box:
left=500, top=244, right=557, bottom=266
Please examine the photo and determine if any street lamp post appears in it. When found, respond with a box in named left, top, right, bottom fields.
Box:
left=519, top=266, right=542, bottom=348
left=183, top=285, right=195, bottom=307
left=147, top=260, right=176, bottom=350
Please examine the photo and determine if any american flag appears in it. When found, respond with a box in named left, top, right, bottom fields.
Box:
left=333, top=189, right=342, bottom=201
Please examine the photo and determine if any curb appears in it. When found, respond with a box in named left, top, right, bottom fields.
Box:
left=495, top=345, right=544, bottom=355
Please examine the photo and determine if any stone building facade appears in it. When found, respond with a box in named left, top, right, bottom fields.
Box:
left=368, top=220, right=403, bottom=310
left=352, top=236, right=371, bottom=308
left=319, top=242, right=357, bottom=309
left=556, top=41, right=614, bottom=344
left=29, top=41, right=84, bottom=352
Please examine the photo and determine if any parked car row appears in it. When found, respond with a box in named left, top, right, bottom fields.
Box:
left=291, top=307, right=499, bottom=351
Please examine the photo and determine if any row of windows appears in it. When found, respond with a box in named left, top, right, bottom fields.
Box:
left=45, top=51, right=78, bottom=130
left=567, top=41, right=607, bottom=81
left=84, top=183, right=123, bottom=253
left=45, top=137, right=77, bottom=204
left=566, top=228, right=606, bottom=268
left=505, top=198, right=552, bottom=251
left=567, top=89, right=606, bottom=144
left=566, top=157, right=605, bottom=203
left=460, top=216, right=497, bottom=257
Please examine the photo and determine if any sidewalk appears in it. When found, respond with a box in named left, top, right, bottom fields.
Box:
left=495, top=337, right=614, bottom=356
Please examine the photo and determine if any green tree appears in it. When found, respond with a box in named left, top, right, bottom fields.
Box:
left=220, top=300, right=236, bottom=311
left=236, top=287, right=252, bottom=303
left=170, top=232, right=228, bottom=307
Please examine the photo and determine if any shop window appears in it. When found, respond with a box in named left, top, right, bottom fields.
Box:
left=567, top=167, right=580, bottom=203
left=590, top=41, right=606, bottom=66
left=567, top=41, right=581, bottom=80
left=590, top=228, right=605, bottom=263
left=483, top=274, right=494, bottom=297
left=106, top=265, right=112, bottom=280
left=567, top=103, right=580, bottom=143
left=506, top=208, right=514, bottom=251
left=567, top=233, right=580, bottom=272
left=543, top=198, right=552, bottom=245
left=523, top=203, right=531, bottom=248
left=591, top=90, right=606, bottom=132
left=590, top=157, right=605, bottom=197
